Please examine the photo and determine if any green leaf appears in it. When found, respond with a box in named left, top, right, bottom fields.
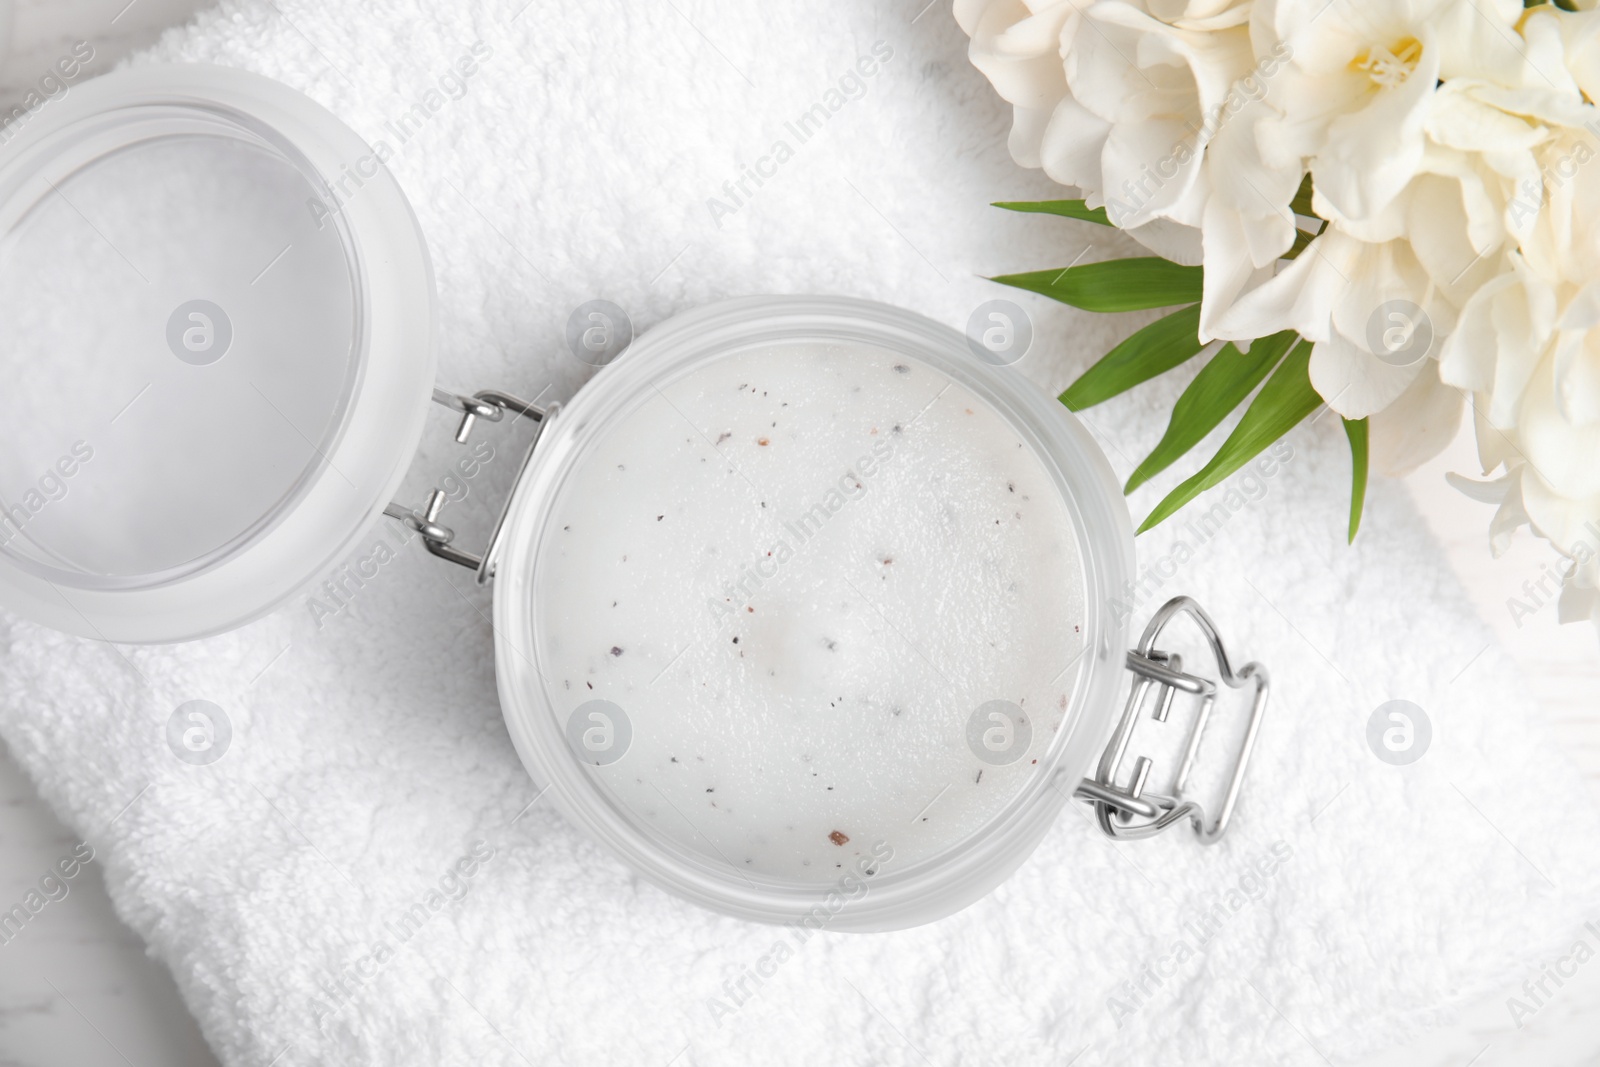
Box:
left=1138, top=337, right=1318, bottom=533
left=1290, top=173, right=1317, bottom=218
left=1060, top=304, right=1206, bottom=412
left=1343, top=417, right=1369, bottom=543
left=992, top=199, right=1112, bottom=226
left=1124, top=330, right=1297, bottom=493
left=992, top=258, right=1204, bottom=313
left=1284, top=227, right=1317, bottom=260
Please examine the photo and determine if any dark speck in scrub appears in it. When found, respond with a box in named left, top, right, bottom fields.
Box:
left=716, top=432, right=731, bottom=445
left=892, top=364, right=909, bottom=374
left=657, top=515, right=664, bottom=521
left=610, top=646, right=623, bottom=656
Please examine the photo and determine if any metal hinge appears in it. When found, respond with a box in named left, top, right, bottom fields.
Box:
left=1073, top=596, right=1270, bottom=844
left=383, top=386, right=559, bottom=584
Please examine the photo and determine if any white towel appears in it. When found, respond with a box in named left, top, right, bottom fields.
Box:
left=2, top=1, right=1597, bottom=1064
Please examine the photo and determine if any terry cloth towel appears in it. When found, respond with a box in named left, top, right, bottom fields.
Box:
left=2, top=1, right=1599, bottom=1064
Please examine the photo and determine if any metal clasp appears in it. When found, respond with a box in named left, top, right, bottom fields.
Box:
left=1073, top=596, right=1269, bottom=844
left=383, top=386, right=560, bottom=584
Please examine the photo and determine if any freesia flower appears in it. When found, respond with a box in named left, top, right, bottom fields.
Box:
left=1441, top=117, right=1600, bottom=620
left=958, top=0, right=1600, bottom=635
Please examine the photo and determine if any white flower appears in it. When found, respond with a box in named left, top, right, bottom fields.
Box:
left=956, top=0, right=1202, bottom=262
left=957, top=0, right=1303, bottom=315
left=959, top=0, right=1600, bottom=635
left=1440, top=114, right=1600, bottom=624
left=956, top=0, right=1217, bottom=264
left=1075, top=4, right=1303, bottom=333
left=1442, top=123, right=1600, bottom=439
left=1208, top=3, right=1591, bottom=466
left=1252, top=0, right=1542, bottom=226
left=955, top=0, right=1077, bottom=172
left=1209, top=220, right=1469, bottom=470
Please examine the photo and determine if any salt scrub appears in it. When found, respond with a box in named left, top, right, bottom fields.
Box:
left=534, top=342, right=1086, bottom=882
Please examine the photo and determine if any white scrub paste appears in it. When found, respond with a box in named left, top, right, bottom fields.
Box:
left=533, top=341, right=1087, bottom=881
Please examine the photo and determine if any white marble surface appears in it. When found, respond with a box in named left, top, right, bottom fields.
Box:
left=0, top=1, right=1598, bottom=1064
left=0, top=742, right=219, bottom=1067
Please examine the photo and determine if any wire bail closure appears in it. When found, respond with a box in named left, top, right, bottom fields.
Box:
left=383, top=387, right=559, bottom=584
left=1073, top=596, right=1269, bottom=844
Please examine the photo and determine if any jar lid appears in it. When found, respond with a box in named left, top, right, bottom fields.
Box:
left=0, top=66, right=435, bottom=642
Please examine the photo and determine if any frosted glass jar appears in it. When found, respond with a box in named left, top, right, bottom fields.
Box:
left=0, top=65, right=1269, bottom=932
left=494, top=296, right=1137, bottom=927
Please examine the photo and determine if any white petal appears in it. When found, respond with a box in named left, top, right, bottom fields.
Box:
left=1552, top=282, right=1600, bottom=427
left=1445, top=469, right=1514, bottom=505
left=1485, top=464, right=1531, bottom=557
left=1369, top=358, right=1464, bottom=474
left=1309, top=331, right=1425, bottom=418
left=1520, top=464, right=1600, bottom=558
left=1439, top=271, right=1516, bottom=396
left=1123, top=217, right=1204, bottom=265
left=1037, top=96, right=1110, bottom=189
left=1209, top=229, right=1362, bottom=342
left=1518, top=355, right=1600, bottom=501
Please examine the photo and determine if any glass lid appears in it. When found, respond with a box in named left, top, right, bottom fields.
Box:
left=0, top=66, right=436, bottom=643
